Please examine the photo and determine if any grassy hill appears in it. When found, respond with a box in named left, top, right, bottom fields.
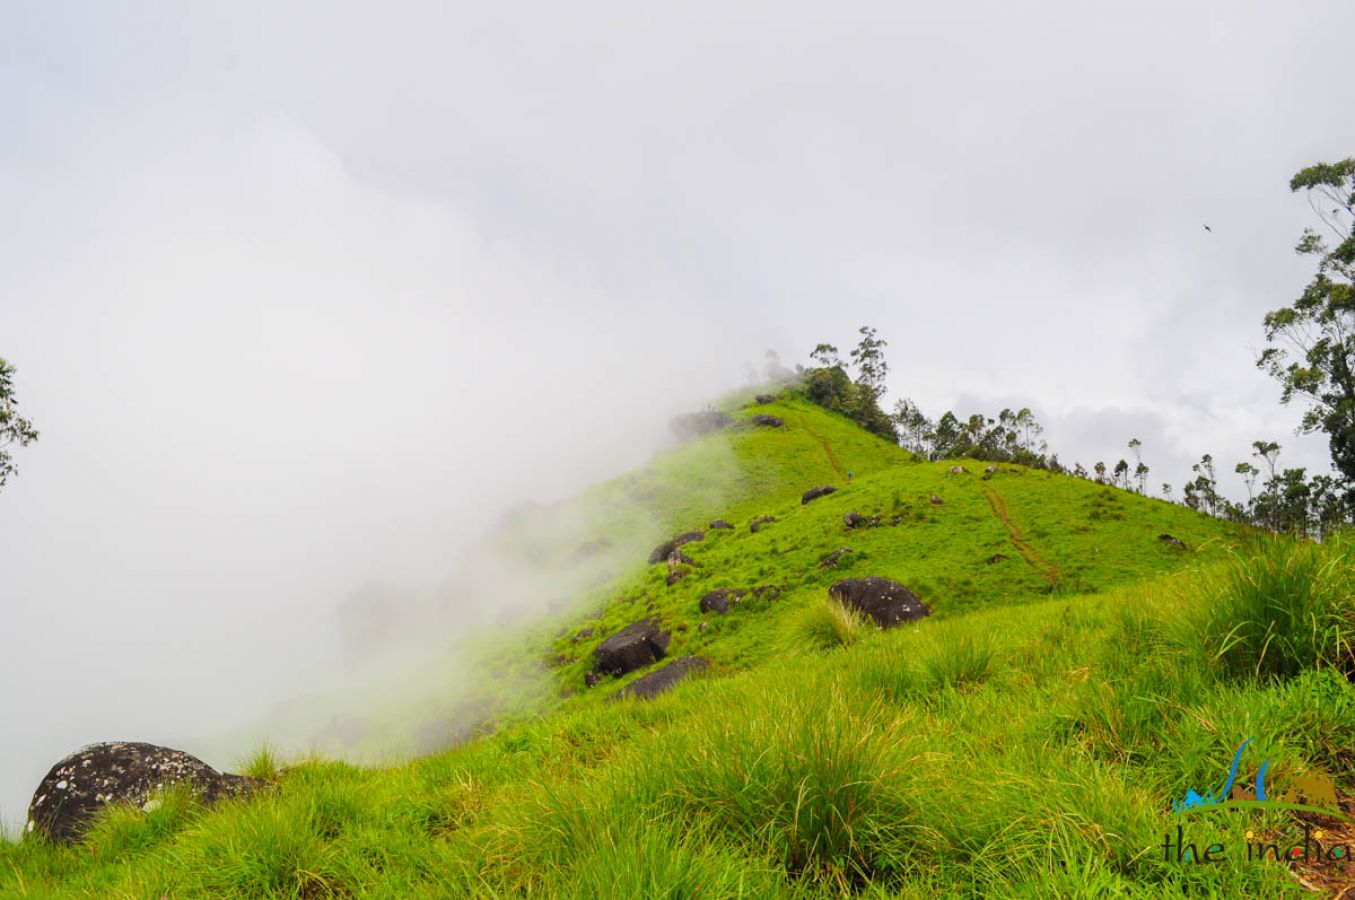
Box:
left=9, top=389, right=1355, bottom=897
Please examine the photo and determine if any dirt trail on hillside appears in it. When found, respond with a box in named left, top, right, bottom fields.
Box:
left=799, top=422, right=846, bottom=476
left=982, top=483, right=1058, bottom=585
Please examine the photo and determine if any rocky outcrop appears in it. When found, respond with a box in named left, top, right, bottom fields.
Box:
left=26, top=742, right=263, bottom=843
left=1158, top=533, right=1188, bottom=550
left=647, top=530, right=705, bottom=564
left=699, top=588, right=746, bottom=615
left=801, top=485, right=838, bottom=504
left=593, top=618, right=671, bottom=677
left=709, top=519, right=733, bottom=530
left=611, top=657, right=710, bottom=701
left=751, top=414, right=784, bottom=427
left=828, top=577, right=931, bottom=629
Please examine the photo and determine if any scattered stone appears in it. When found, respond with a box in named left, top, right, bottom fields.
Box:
left=751, top=414, right=784, bottom=427
left=26, top=742, right=263, bottom=844
left=828, top=577, right=932, bottom=629
left=981, top=473, right=992, bottom=481
left=754, top=393, right=777, bottom=404
left=1158, top=533, right=1188, bottom=550
left=984, top=465, right=998, bottom=474
left=709, top=519, right=734, bottom=530
left=930, top=495, right=944, bottom=505
left=611, top=657, right=711, bottom=701
left=667, top=549, right=697, bottom=567
left=593, top=618, right=671, bottom=677
left=891, top=515, right=903, bottom=526
left=698, top=621, right=709, bottom=632
left=669, top=411, right=735, bottom=440
left=647, top=530, right=706, bottom=564
left=699, top=588, right=747, bottom=615
left=753, top=584, right=783, bottom=602
left=750, top=515, right=777, bottom=533
left=949, top=465, right=970, bottom=475
left=666, top=569, right=690, bottom=586
left=843, top=512, right=880, bottom=529
left=676, top=623, right=688, bottom=632
left=570, top=626, right=596, bottom=645
left=801, top=485, right=838, bottom=505
left=987, top=553, right=1009, bottom=564
left=585, top=671, right=600, bottom=688
left=820, top=547, right=854, bottom=568
left=552, top=653, right=568, bottom=667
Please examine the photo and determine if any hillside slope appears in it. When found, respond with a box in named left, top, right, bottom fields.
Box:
left=19, top=390, right=1353, bottom=898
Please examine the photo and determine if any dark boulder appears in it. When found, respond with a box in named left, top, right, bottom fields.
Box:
left=669, top=411, right=735, bottom=440
left=987, top=553, right=1009, bottom=564
left=751, top=414, right=784, bottom=427
left=665, top=568, right=690, bottom=586
left=754, top=393, right=777, bottom=404
left=584, top=671, right=601, bottom=688
left=1158, top=533, right=1188, bottom=550
left=611, top=657, right=710, bottom=701
left=801, top=485, right=838, bottom=505
left=26, top=742, right=263, bottom=843
left=569, top=626, right=596, bottom=644
left=749, top=515, right=777, bottom=533
left=820, top=547, right=854, bottom=568
left=828, top=577, right=931, bottom=629
left=709, top=519, right=733, bottom=530
left=752, top=584, right=784, bottom=602
left=930, top=495, right=944, bottom=505
left=647, top=530, right=705, bottom=564
left=699, top=588, right=746, bottom=615
left=593, top=618, right=671, bottom=676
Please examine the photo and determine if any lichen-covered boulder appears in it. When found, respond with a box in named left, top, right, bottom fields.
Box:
left=612, top=657, right=710, bottom=701
left=593, top=617, right=671, bottom=677
left=828, top=577, right=931, bottom=629
left=26, top=742, right=262, bottom=843
left=801, top=485, right=838, bottom=505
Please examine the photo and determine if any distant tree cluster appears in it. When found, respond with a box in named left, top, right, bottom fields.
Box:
left=796, top=327, right=899, bottom=442
left=891, top=401, right=1057, bottom=469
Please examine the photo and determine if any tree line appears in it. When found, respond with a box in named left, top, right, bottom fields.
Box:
left=793, top=155, right=1355, bottom=538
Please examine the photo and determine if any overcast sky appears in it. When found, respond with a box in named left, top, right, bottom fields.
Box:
left=3, top=1, right=1354, bottom=827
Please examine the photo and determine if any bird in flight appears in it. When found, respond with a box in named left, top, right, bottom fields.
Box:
left=1203, top=224, right=1212, bottom=232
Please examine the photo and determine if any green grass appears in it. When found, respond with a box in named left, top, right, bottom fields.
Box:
left=9, top=388, right=1349, bottom=897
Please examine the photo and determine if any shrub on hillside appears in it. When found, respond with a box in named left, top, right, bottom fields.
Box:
left=1186, top=533, right=1355, bottom=681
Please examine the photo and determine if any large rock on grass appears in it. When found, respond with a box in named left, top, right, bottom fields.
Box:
left=612, top=656, right=710, bottom=701
left=828, top=577, right=931, bottom=629
left=801, top=485, right=838, bottom=504
left=647, top=530, right=705, bottom=564
left=26, top=742, right=262, bottom=843
left=699, top=588, right=746, bottom=615
left=751, top=414, right=784, bottom=427
left=593, top=618, right=671, bottom=676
